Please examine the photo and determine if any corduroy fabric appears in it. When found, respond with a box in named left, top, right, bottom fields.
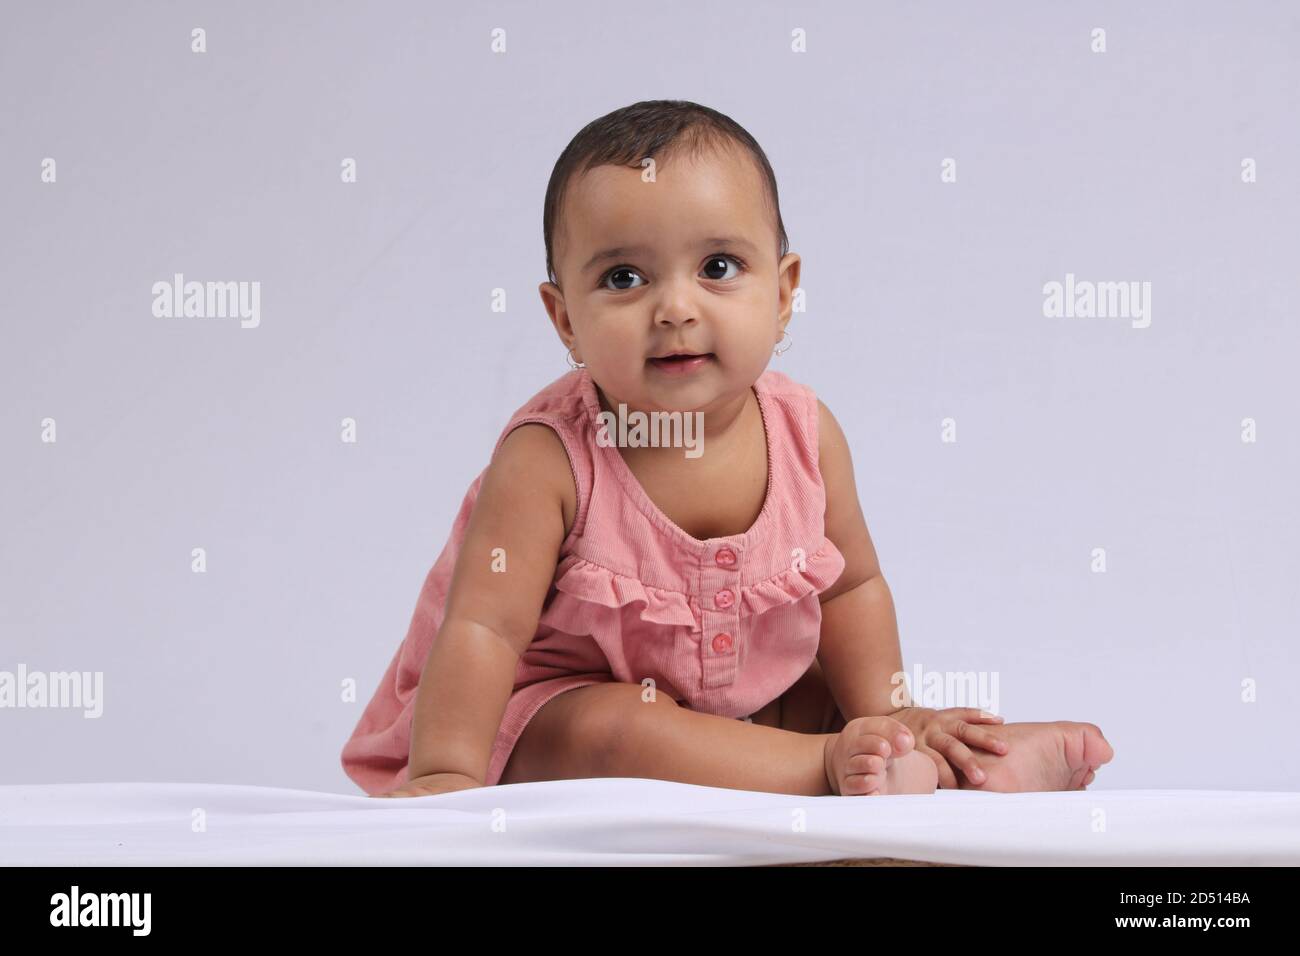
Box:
left=341, top=366, right=845, bottom=792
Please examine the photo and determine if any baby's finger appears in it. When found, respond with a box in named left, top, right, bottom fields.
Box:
left=957, top=722, right=1009, bottom=755
left=933, top=732, right=987, bottom=786
left=921, top=746, right=959, bottom=790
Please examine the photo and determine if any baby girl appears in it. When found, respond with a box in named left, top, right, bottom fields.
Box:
left=343, top=99, right=1114, bottom=799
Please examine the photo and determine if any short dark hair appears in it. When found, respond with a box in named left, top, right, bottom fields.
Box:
left=542, top=99, right=789, bottom=287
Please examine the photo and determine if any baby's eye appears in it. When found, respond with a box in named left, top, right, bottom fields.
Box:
left=701, top=255, right=744, bottom=281
left=602, top=267, right=646, bottom=291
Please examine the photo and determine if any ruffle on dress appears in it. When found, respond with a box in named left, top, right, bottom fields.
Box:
left=542, top=556, right=697, bottom=628
left=537, top=539, right=846, bottom=633
left=736, top=538, right=847, bottom=616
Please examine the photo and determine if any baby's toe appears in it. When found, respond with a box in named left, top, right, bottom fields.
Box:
left=1059, top=721, right=1113, bottom=778
left=1077, top=721, right=1114, bottom=768
left=847, top=753, right=886, bottom=777
left=841, top=771, right=884, bottom=796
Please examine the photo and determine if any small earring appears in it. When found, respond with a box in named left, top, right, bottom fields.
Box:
left=566, top=347, right=586, bottom=369
left=773, top=330, right=791, bottom=356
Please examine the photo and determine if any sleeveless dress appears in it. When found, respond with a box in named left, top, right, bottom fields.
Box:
left=340, top=366, right=846, bottom=792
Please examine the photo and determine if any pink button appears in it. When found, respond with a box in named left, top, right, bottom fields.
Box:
left=715, top=548, right=736, bottom=568
left=715, top=589, right=734, bottom=609
left=711, top=632, right=733, bottom=653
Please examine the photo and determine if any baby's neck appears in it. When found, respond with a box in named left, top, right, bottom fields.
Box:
left=593, top=384, right=758, bottom=464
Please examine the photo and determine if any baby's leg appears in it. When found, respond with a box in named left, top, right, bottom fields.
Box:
left=500, top=681, right=934, bottom=796
left=500, top=682, right=835, bottom=794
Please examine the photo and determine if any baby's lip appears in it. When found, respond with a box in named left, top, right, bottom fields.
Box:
left=648, top=350, right=713, bottom=360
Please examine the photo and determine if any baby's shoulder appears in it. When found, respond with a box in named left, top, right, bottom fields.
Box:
left=488, top=422, right=578, bottom=541
left=813, top=397, right=846, bottom=461
left=807, top=396, right=855, bottom=509
left=758, top=368, right=841, bottom=464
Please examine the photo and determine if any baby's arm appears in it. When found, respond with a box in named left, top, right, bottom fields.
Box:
left=813, top=399, right=908, bottom=717
left=814, top=400, right=1006, bottom=786
left=389, top=424, right=576, bottom=795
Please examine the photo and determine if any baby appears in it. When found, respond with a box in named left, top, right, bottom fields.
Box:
left=343, top=99, right=1114, bottom=799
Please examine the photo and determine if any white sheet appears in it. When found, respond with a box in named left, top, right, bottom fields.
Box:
left=2, top=779, right=1297, bottom=866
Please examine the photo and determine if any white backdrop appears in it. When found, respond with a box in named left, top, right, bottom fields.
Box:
left=1, top=0, right=1296, bottom=792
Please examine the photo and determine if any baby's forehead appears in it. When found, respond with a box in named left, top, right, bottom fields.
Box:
left=558, top=149, right=774, bottom=259
left=570, top=141, right=763, bottom=204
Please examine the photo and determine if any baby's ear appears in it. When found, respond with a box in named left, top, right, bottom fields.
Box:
left=537, top=281, right=575, bottom=341
left=776, top=252, right=802, bottom=313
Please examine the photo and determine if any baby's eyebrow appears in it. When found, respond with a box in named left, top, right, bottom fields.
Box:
left=581, top=245, right=650, bottom=273
left=580, top=236, right=758, bottom=274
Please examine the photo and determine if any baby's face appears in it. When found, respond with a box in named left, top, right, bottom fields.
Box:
left=541, top=142, right=799, bottom=413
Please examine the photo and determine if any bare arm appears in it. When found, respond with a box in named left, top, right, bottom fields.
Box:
left=814, top=400, right=913, bottom=719
left=403, top=423, right=576, bottom=786
left=813, top=401, right=1013, bottom=790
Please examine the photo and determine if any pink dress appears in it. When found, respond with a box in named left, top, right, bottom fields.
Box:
left=340, top=366, right=846, bottom=792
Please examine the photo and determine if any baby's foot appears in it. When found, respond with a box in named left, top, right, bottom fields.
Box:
left=823, top=716, right=939, bottom=796
left=961, top=721, right=1113, bottom=792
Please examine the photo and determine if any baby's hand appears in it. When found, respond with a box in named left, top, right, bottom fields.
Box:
left=373, top=772, right=482, bottom=798
left=887, top=707, right=1008, bottom=788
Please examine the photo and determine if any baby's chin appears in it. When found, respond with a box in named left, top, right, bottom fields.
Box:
left=637, top=365, right=766, bottom=411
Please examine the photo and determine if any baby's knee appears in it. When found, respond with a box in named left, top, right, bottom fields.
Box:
left=593, top=682, right=679, bottom=767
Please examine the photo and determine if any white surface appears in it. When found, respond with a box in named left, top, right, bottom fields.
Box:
left=2, top=779, right=1298, bottom=866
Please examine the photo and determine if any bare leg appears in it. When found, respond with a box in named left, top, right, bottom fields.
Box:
left=751, top=661, right=936, bottom=795
left=501, top=666, right=937, bottom=797
left=500, top=681, right=836, bottom=795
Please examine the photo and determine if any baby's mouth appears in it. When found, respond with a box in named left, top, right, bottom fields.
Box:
left=646, top=352, right=715, bottom=375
